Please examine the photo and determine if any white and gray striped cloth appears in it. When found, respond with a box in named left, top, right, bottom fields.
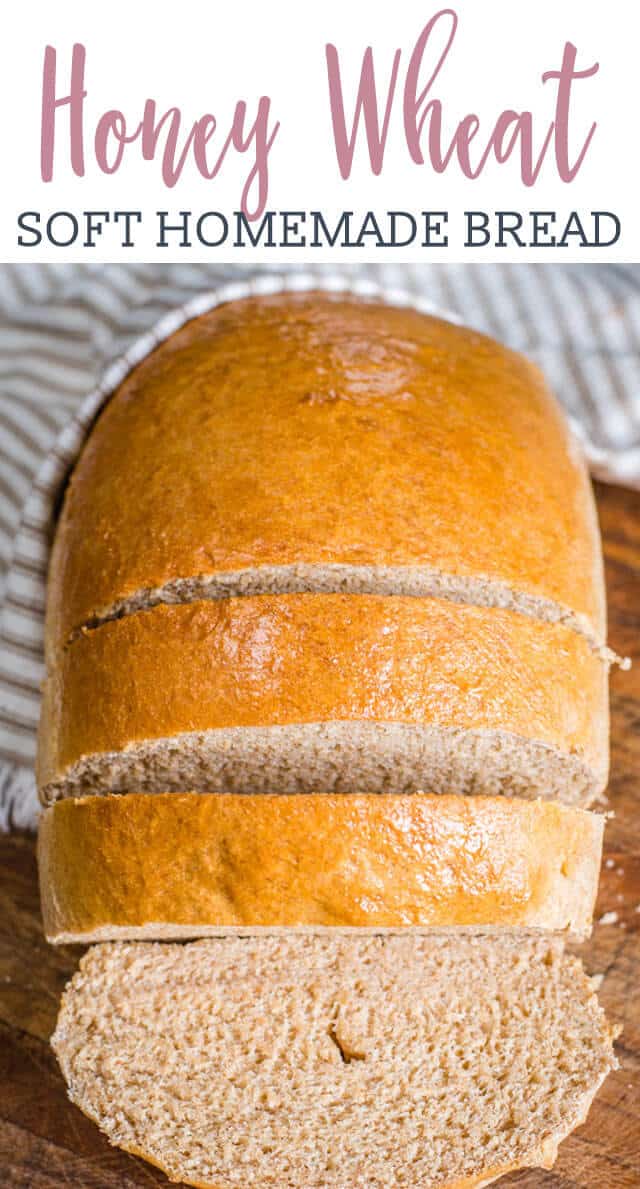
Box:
left=1, top=262, right=640, bottom=831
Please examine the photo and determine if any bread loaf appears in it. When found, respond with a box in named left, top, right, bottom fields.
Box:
left=38, top=594, right=608, bottom=806
left=40, top=291, right=617, bottom=1187
left=38, top=792, right=604, bottom=943
left=41, top=292, right=610, bottom=808
left=46, top=292, right=606, bottom=657
left=52, top=934, right=617, bottom=1189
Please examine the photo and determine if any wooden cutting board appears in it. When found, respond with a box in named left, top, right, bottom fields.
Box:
left=1, top=479, right=638, bottom=1188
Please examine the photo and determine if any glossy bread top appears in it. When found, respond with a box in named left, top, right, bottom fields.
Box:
left=46, top=292, right=605, bottom=650
left=37, top=594, right=608, bottom=797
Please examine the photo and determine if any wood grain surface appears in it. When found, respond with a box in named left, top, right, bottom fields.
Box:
left=1, top=479, right=638, bottom=1188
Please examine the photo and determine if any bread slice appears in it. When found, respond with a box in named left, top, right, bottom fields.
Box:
left=38, top=593, right=609, bottom=807
left=46, top=293, right=606, bottom=656
left=52, top=934, right=617, bottom=1188
left=38, top=792, right=604, bottom=943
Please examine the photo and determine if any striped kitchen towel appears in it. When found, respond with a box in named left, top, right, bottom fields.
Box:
left=1, top=261, right=640, bottom=830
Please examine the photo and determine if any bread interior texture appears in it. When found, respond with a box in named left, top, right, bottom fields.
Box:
left=41, top=721, right=602, bottom=807
left=53, top=934, right=616, bottom=1189
left=75, top=562, right=601, bottom=649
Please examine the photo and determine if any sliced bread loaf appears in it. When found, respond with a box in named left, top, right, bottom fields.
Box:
left=38, top=792, right=604, bottom=943
left=46, top=292, right=606, bottom=656
left=52, top=934, right=617, bottom=1189
left=38, top=594, right=608, bottom=807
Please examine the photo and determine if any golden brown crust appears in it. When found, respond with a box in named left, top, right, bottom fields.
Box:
left=46, top=292, right=605, bottom=653
left=38, top=792, right=603, bottom=942
left=37, top=593, right=609, bottom=800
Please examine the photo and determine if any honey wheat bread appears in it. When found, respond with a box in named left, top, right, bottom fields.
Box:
left=45, top=292, right=606, bottom=656
left=52, top=934, right=617, bottom=1189
left=38, top=792, right=604, bottom=943
left=38, top=594, right=608, bottom=806
left=41, top=290, right=616, bottom=1188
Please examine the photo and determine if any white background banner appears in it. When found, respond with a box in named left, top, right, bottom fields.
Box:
left=0, top=0, right=636, bottom=262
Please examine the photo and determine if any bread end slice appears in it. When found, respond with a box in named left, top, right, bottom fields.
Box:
left=52, top=934, right=617, bottom=1189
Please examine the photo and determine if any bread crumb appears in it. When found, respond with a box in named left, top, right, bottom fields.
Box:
left=591, top=974, right=604, bottom=990
left=616, top=867, right=624, bottom=877
left=605, top=859, right=615, bottom=869
left=598, top=911, right=619, bottom=926
left=50, top=933, right=619, bottom=1188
